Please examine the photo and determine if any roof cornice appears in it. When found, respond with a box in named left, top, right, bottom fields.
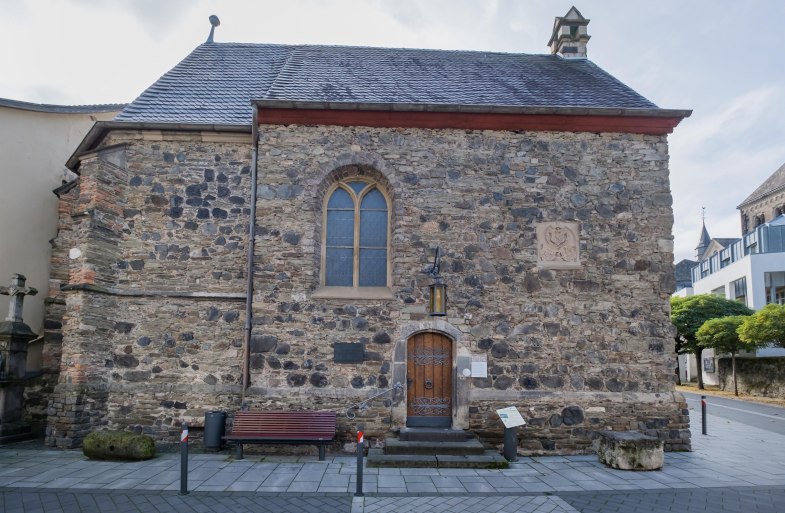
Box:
left=253, top=101, right=691, bottom=135
left=254, top=100, right=690, bottom=118
left=66, top=121, right=251, bottom=172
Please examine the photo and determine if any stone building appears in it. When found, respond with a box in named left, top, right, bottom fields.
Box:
left=738, top=162, right=785, bottom=234
left=40, top=9, right=692, bottom=454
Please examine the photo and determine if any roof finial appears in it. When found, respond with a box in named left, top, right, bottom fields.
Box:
left=696, top=207, right=712, bottom=260
left=207, top=15, right=220, bottom=44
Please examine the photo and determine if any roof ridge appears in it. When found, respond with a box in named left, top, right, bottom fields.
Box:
left=0, top=97, right=125, bottom=114
left=212, top=41, right=541, bottom=58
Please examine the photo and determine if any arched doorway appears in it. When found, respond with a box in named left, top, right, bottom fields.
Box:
left=406, top=332, right=453, bottom=427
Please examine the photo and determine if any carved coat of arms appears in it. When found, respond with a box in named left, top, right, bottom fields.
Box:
left=536, top=222, right=581, bottom=269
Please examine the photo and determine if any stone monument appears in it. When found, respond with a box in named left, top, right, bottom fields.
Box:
left=0, top=274, right=38, bottom=439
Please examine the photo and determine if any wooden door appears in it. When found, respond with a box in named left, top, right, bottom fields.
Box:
left=406, top=332, right=453, bottom=427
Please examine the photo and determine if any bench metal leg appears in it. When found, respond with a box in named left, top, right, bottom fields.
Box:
left=236, top=443, right=244, bottom=460
left=318, top=445, right=326, bottom=461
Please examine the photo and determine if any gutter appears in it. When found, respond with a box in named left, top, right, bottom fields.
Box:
left=253, top=99, right=692, bottom=119
left=241, top=110, right=259, bottom=402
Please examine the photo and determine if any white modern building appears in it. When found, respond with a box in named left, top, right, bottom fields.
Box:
left=675, top=209, right=785, bottom=385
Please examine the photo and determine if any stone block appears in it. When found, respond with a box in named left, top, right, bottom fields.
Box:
left=83, top=430, right=155, bottom=460
left=596, top=430, right=663, bottom=470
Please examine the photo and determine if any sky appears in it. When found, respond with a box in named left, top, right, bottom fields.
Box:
left=1, top=0, right=784, bottom=263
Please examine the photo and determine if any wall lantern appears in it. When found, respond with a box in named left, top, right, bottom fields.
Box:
left=426, top=247, right=447, bottom=316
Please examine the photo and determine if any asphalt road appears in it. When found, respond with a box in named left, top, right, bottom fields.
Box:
left=683, top=391, right=785, bottom=436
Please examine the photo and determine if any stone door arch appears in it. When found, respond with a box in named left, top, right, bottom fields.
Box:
left=392, top=320, right=469, bottom=430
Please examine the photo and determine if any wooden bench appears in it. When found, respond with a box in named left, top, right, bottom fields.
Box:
left=223, top=411, right=337, bottom=461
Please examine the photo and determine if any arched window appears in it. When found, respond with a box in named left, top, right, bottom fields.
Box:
left=323, top=180, right=390, bottom=288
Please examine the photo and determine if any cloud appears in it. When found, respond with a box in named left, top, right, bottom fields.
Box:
left=669, top=85, right=785, bottom=262
left=71, top=0, right=196, bottom=39
left=669, top=84, right=785, bottom=258
left=671, top=86, right=782, bottom=160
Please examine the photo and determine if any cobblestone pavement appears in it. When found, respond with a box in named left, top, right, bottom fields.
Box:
left=0, top=490, right=352, bottom=513
left=4, top=488, right=785, bottom=513
left=558, top=487, right=785, bottom=513
left=1, top=406, right=784, bottom=512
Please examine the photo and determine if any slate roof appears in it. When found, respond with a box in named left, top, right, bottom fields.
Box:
left=674, top=259, right=697, bottom=290
left=713, top=238, right=740, bottom=248
left=0, top=97, right=125, bottom=114
left=115, top=42, right=660, bottom=125
left=738, top=161, right=785, bottom=207
left=696, top=223, right=711, bottom=250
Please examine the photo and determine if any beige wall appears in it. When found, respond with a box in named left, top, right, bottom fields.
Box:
left=0, top=104, right=118, bottom=368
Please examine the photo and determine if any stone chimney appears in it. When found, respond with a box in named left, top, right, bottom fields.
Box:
left=548, top=6, right=590, bottom=59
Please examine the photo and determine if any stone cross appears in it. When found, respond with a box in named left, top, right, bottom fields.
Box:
left=0, top=274, right=38, bottom=323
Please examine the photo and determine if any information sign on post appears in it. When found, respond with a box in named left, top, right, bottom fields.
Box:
left=496, top=406, right=526, bottom=428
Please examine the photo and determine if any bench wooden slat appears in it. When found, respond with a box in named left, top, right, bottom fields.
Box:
left=223, top=410, right=337, bottom=461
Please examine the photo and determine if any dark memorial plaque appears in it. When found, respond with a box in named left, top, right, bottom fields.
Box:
left=334, top=343, right=364, bottom=363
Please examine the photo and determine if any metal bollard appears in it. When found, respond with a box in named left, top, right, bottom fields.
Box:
left=180, top=422, right=189, bottom=495
left=503, top=426, right=518, bottom=462
left=701, top=396, right=707, bottom=435
left=355, top=431, right=364, bottom=497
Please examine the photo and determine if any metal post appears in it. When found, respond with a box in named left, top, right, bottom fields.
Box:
left=355, top=431, right=364, bottom=497
left=180, top=422, right=189, bottom=495
left=701, top=396, right=707, bottom=435
left=503, top=426, right=518, bottom=462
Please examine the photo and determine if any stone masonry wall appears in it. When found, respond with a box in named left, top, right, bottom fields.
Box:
left=41, top=125, right=689, bottom=453
left=718, top=357, right=785, bottom=398
left=739, top=188, right=785, bottom=233
left=24, top=182, right=79, bottom=435
left=44, top=132, right=253, bottom=447
left=249, top=124, right=689, bottom=453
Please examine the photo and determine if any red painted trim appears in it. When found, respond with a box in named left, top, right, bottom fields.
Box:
left=256, top=108, right=683, bottom=135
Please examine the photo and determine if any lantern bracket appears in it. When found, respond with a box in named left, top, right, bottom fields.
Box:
left=425, top=247, right=443, bottom=282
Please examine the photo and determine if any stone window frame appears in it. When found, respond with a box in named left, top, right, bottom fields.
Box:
left=313, top=174, right=393, bottom=300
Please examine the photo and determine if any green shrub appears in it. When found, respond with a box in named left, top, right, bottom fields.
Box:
left=83, top=430, right=155, bottom=461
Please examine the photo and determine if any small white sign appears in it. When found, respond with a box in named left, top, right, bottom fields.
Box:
left=496, top=406, right=526, bottom=428
left=471, top=355, right=487, bottom=378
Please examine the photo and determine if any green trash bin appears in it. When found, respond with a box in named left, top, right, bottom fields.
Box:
left=204, top=410, right=226, bottom=449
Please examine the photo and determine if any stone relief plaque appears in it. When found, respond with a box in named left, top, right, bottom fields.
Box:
left=536, top=222, right=581, bottom=270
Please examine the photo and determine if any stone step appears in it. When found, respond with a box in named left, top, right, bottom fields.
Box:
left=367, top=448, right=509, bottom=469
left=383, top=436, right=486, bottom=455
left=398, top=427, right=474, bottom=442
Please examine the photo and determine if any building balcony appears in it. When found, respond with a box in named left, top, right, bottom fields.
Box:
left=692, top=222, right=785, bottom=285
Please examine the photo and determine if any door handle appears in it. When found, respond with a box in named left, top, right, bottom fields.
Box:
left=406, top=376, right=413, bottom=386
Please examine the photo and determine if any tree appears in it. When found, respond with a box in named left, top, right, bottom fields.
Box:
left=738, top=303, right=785, bottom=347
left=670, top=295, right=753, bottom=389
left=696, top=316, right=757, bottom=396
